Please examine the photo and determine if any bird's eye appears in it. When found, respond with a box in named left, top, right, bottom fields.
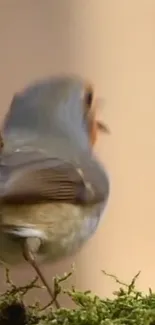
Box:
left=84, top=89, right=93, bottom=109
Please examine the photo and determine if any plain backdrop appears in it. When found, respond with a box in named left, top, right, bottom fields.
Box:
left=0, top=0, right=155, bottom=307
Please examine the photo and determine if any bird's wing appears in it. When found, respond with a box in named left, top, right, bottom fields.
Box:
left=1, top=157, right=94, bottom=204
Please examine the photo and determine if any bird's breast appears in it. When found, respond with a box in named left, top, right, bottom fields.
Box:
left=0, top=201, right=105, bottom=264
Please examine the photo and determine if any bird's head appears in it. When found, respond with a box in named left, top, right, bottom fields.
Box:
left=2, top=75, right=109, bottom=154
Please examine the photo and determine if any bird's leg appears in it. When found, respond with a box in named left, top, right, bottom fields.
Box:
left=22, top=240, right=60, bottom=309
left=0, top=131, right=4, bottom=151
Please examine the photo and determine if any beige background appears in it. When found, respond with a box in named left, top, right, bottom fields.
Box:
left=0, top=0, right=155, bottom=306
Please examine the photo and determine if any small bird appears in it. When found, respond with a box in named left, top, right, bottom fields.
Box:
left=0, top=75, right=110, bottom=307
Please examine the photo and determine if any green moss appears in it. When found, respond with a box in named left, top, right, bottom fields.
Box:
left=0, top=267, right=155, bottom=325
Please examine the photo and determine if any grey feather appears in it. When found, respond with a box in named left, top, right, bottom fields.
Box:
left=0, top=75, right=110, bottom=205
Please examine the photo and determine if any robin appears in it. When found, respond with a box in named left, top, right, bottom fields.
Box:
left=0, top=75, right=110, bottom=307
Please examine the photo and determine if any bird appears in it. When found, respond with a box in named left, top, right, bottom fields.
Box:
left=0, top=75, right=110, bottom=308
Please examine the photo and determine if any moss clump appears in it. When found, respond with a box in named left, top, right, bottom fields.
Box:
left=0, top=267, right=155, bottom=325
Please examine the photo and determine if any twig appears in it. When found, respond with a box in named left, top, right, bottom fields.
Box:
left=102, top=270, right=129, bottom=287
left=40, top=269, right=73, bottom=311
left=1, top=267, right=43, bottom=300
left=102, top=269, right=141, bottom=294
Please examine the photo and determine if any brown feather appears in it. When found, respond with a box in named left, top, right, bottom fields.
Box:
left=1, top=159, right=95, bottom=205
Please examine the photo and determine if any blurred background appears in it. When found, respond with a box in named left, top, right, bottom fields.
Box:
left=0, top=0, right=155, bottom=307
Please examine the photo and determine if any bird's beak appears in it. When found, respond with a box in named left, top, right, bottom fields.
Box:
left=96, top=121, right=110, bottom=134
left=90, top=119, right=110, bottom=147
left=92, top=97, right=110, bottom=137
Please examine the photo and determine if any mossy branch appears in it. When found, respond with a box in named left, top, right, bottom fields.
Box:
left=0, top=266, right=155, bottom=325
